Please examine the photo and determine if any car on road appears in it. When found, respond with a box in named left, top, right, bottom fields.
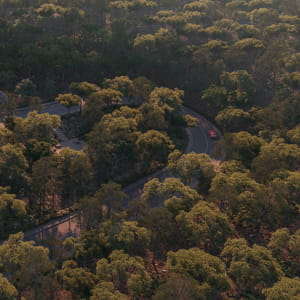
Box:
left=208, top=129, right=218, bottom=139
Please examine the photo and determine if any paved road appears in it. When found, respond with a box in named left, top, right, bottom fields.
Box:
left=14, top=101, right=80, bottom=118
left=183, top=107, right=220, bottom=155
left=2, top=103, right=221, bottom=244
left=14, top=101, right=86, bottom=151
left=123, top=107, right=220, bottom=200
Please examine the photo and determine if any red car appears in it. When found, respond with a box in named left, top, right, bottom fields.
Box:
left=208, top=129, right=218, bottom=139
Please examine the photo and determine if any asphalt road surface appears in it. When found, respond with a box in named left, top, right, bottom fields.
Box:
left=13, top=101, right=86, bottom=151
left=2, top=103, right=221, bottom=244
left=14, top=101, right=80, bottom=118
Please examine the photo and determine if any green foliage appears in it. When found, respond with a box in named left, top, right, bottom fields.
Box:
left=56, top=260, right=97, bottom=298
left=102, top=76, right=134, bottom=97
left=223, top=131, right=263, bottom=166
left=249, top=8, right=279, bottom=27
left=58, top=148, right=93, bottom=202
left=83, top=89, right=123, bottom=126
left=14, top=79, right=37, bottom=97
left=221, top=238, right=284, bottom=297
left=87, top=113, right=138, bottom=176
left=0, top=273, right=18, bottom=300
left=142, top=177, right=201, bottom=214
left=99, top=219, right=151, bottom=255
left=218, top=160, right=248, bottom=175
left=263, top=277, right=300, bottom=300
left=266, top=170, right=300, bottom=225
left=176, top=201, right=233, bottom=253
left=0, top=233, right=54, bottom=297
left=69, top=81, right=100, bottom=97
left=0, top=190, right=26, bottom=238
left=132, top=76, right=154, bottom=103
left=287, top=124, right=300, bottom=145
left=283, top=72, right=300, bottom=89
left=90, top=281, right=127, bottom=300
left=138, top=103, right=167, bottom=131
left=148, top=87, right=184, bottom=113
left=268, top=228, right=300, bottom=276
left=221, top=70, right=256, bottom=97
left=0, top=127, right=14, bottom=146
left=216, top=107, right=252, bottom=132
left=30, top=155, right=61, bottom=218
left=14, top=111, right=61, bottom=143
left=167, top=248, right=230, bottom=298
left=136, top=129, right=175, bottom=168
left=0, top=0, right=299, bottom=297
left=203, top=70, right=256, bottom=109
left=35, top=3, right=66, bottom=17
left=184, top=114, right=199, bottom=127
left=96, top=250, right=152, bottom=298
left=153, top=274, right=206, bottom=300
left=202, top=85, right=228, bottom=109
left=63, top=231, right=108, bottom=264
left=140, top=207, right=178, bottom=254
left=134, top=33, right=157, bottom=50
left=94, top=182, right=127, bottom=218
left=209, top=171, right=271, bottom=235
left=55, top=93, right=81, bottom=109
left=251, top=139, right=300, bottom=182
left=0, top=144, right=28, bottom=195
left=168, top=151, right=215, bottom=193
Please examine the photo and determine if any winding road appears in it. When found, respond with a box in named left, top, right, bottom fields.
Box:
left=2, top=101, right=221, bottom=243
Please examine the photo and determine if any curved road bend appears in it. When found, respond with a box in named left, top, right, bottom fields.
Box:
left=123, top=107, right=219, bottom=199
left=4, top=105, right=220, bottom=243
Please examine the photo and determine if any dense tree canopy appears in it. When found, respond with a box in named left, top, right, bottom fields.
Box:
left=0, top=0, right=299, bottom=298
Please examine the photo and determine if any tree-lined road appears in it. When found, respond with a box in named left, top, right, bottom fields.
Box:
left=2, top=102, right=221, bottom=243
left=123, top=107, right=220, bottom=200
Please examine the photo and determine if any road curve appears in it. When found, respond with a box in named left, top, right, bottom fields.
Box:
left=123, top=107, right=220, bottom=200
left=3, top=104, right=221, bottom=243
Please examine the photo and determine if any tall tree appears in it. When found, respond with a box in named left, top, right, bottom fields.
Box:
left=96, top=250, right=152, bottom=298
left=168, top=151, right=215, bottom=192
left=0, top=189, right=26, bottom=238
left=221, top=238, right=284, bottom=298
left=0, top=144, right=28, bottom=196
left=148, top=87, right=184, bottom=113
left=14, top=111, right=60, bottom=143
left=166, top=248, right=230, bottom=299
left=0, top=233, right=54, bottom=300
left=136, top=130, right=174, bottom=170
left=56, top=260, right=97, bottom=299
left=142, top=177, right=201, bottom=214
left=94, top=182, right=127, bottom=218
left=58, top=148, right=93, bottom=204
left=176, top=201, right=233, bottom=253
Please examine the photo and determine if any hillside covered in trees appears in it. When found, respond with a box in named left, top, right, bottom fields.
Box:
left=0, top=0, right=300, bottom=299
